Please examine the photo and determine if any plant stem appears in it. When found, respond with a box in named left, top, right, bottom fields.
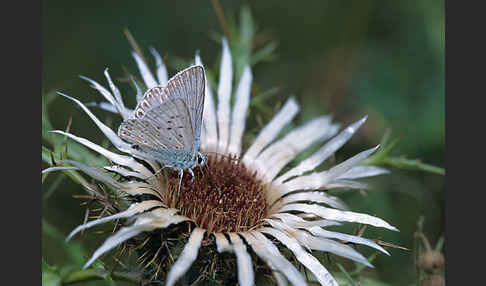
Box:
left=63, top=268, right=142, bottom=285
left=210, top=0, right=231, bottom=40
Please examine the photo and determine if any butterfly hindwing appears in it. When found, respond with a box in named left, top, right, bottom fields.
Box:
left=132, top=86, right=168, bottom=119
left=119, top=98, right=195, bottom=156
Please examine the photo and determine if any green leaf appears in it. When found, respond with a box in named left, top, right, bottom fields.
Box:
left=41, top=145, right=90, bottom=187
left=42, top=219, right=88, bottom=267
left=358, top=277, right=393, bottom=286
left=336, top=262, right=357, bottom=286
left=62, top=267, right=142, bottom=285
left=43, top=174, right=65, bottom=200
left=42, top=259, right=62, bottom=286
left=251, top=41, right=278, bottom=65
left=362, top=129, right=400, bottom=165
left=333, top=273, right=393, bottom=286
left=239, top=6, right=254, bottom=49
left=351, top=251, right=379, bottom=275
left=363, top=130, right=444, bottom=175
left=435, top=236, right=444, bottom=252
left=383, top=156, right=445, bottom=175
left=42, top=89, right=109, bottom=169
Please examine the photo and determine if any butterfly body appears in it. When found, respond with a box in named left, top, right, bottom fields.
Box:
left=118, top=65, right=207, bottom=183
left=131, top=145, right=205, bottom=171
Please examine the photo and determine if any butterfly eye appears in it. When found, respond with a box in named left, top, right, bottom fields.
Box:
left=197, top=154, right=206, bottom=165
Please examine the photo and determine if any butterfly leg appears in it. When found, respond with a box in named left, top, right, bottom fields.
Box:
left=198, top=164, right=205, bottom=177
left=177, top=169, right=183, bottom=198
left=197, top=152, right=208, bottom=177
left=187, top=168, right=195, bottom=181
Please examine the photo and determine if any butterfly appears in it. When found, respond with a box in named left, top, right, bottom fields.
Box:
left=118, top=65, right=207, bottom=192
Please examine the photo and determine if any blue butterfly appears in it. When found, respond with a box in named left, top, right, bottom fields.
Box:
left=118, top=65, right=207, bottom=192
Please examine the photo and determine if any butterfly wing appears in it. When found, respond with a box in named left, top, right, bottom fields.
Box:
left=132, top=65, right=205, bottom=151
left=132, top=85, right=168, bottom=119
left=119, top=97, right=196, bottom=166
left=164, top=65, right=205, bottom=151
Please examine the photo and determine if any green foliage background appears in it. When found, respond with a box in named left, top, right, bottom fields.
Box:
left=42, top=0, right=444, bottom=285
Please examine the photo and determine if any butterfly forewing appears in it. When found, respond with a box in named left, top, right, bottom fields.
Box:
left=163, top=66, right=205, bottom=150
left=119, top=96, right=194, bottom=149
left=133, top=65, right=205, bottom=129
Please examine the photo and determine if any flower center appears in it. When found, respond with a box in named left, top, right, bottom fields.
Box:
left=163, top=153, right=268, bottom=233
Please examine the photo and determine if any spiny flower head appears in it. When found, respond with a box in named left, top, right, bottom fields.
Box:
left=43, top=36, right=398, bottom=286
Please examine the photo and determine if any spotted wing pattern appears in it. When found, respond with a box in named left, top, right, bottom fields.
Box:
left=119, top=98, right=196, bottom=166
left=133, top=65, right=205, bottom=140
left=162, top=65, right=205, bottom=151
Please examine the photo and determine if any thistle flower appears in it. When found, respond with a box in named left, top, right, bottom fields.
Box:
left=43, top=37, right=398, bottom=286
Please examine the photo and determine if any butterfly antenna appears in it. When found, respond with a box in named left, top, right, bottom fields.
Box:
left=205, top=151, right=241, bottom=163
left=144, top=166, right=166, bottom=181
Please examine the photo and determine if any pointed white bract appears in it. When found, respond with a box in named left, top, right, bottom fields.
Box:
left=42, top=166, right=80, bottom=174
left=216, top=38, right=233, bottom=154
left=84, top=101, right=119, bottom=114
left=61, top=160, right=162, bottom=198
left=45, top=37, right=398, bottom=286
left=263, top=220, right=373, bottom=267
left=131, top=51, right=158, bottom=89
left=195, top=53, right=218, bottom=152
left=83, top=208, right=187, bottom=269
left=307, top=226, right=390, bottom=255
left=228, top=66, right=252, bottom=156
left=270, top=191, right=348, bottom=214
left=103, top=165, right=146, bottom=179
left=270, top=213, right=341, bottom=228
left=269, top=145, right=381, bottom=204
left=55, top=92, right=139, bottom=155
left=279, top=203, right=398, bottom=231
left=260, top=227, right=339, bottom=286
left=243, top=98, right=299, bottom=165
left=242, top=231, right=307, bottom=286
left=104, top=68, right=130, bottom=120
left=49, top=130, right=152, bottom=178
left=66, top=200, right=162, bottom=241
left=166, top=228, right=205, bottom=286
left=214, top=233, right=233, bottom=253
left=79, top=75, right=119, bottom=110
left=337, top=165, right=389, bottom=180
left=253, top=116, right=337, bottom=181
left=229, top=233, right=254, bottom=286
left=149, top=47, right=168, bottom=86
left=131, top=75, right=144, bottom=103
left=275, top=116, right=368, bottom=184
left=324, top=179, right=369, bottom=190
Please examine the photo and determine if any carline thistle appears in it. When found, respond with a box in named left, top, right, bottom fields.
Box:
left=42, top=37, right=399, bottom=286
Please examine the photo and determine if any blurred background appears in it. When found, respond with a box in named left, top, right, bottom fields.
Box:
left=42, top=0, right=444, bottom=285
